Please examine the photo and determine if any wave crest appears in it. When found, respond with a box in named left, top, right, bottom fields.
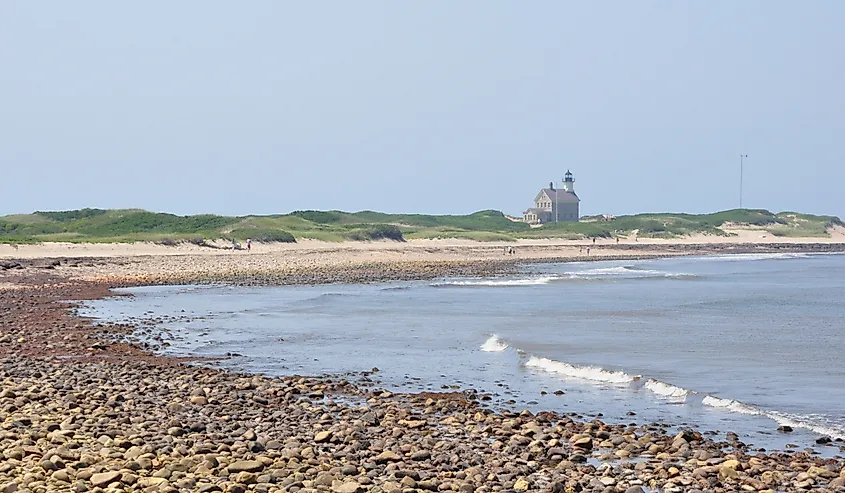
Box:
left=432, top=276, right=557, bottom=287
left=644, top=378, right=690, bottom=399
left=703, top=396, right=845, bottom=440
left=700, top=253, right=810, bottom=262
left=701, top=395, right=758, bottom=414
left=525, top=356, right=640, bottom=384
left=516, top=354, right=845, bottom=440
left=480, top=335, right=509, bottom=352
left=565, top=266, right=693, bottom=280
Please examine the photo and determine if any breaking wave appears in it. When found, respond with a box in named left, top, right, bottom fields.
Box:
left=703, top=397, right=845, bottom=440
left=563, top=266, right=694, bottom=280
left=300, top=292, right=356, bottom=303
left=431, top=267, right=692, bottom=287
left=518, top=353, right=845, bottom=441
left=701, top=395, right=758, bottom=414
left=644, top=378, right=690, bottom=398
left=432, top=276, right=558, bottom=287
left=525, top=356, right=640, bottom=384
left=480, top=334, right=509, bottom=352
left=698, top=253, right=811, bottom=262
left=380, top=286, right=412, bottom=292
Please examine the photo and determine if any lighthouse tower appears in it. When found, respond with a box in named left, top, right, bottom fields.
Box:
left=562, top=170, right=575, bottom=192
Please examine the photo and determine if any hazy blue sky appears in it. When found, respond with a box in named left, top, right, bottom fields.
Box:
left=2, top=2, right=843, bottom=217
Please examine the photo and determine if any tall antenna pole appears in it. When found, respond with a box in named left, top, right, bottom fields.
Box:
left=740, top=154, right=748, bottom=209
left=556, top=183, right=559, bottom=223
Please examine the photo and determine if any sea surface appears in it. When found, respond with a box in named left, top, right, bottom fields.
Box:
left=81, top=252, right=845, bottom=455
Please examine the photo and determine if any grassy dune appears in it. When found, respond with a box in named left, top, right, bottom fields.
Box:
left=0, top=208, right=842, bottom=244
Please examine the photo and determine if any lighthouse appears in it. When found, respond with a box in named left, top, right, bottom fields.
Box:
left=522, top=170, right=581, bottom=224
left=562, top=170, right=575, bottom=192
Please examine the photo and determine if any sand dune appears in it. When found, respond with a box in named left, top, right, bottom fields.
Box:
left=3, top=226, right=844, bottom=260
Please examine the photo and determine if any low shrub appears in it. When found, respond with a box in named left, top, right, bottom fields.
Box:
left=345, top=224, right=404, bottom=242
left=36, top=208, right=108, bottom=222
left=228, top=228, right=296, bottom=243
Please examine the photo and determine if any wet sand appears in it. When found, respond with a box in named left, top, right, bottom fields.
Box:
left=1, top=248, right=845, bottom=492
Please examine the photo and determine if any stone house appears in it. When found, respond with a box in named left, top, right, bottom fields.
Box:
left=523, top=171, right=580, bottom=224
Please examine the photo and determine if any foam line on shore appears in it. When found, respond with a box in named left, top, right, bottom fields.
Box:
left=518, top=351, right=845, bottom=440
left=703, top=397, right=845, bottom=440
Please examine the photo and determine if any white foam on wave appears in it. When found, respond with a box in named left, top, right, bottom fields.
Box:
left=567, top=266, right=631, bottom=276
left=767, top=411, right=845, bottom=441
left=701, top=395, right=758, bottom=415
left=480, top=334, right=509, bottom=352
left=494, top=347, right=845, bottom=442
left=644, top=378, right=690, bottom=399
left=699, top=252, right=810, bottom=262
left=564, top=266, right=692, bottom=280
left=432, top=267, right=695, bottom=287
left=433, top=276, right=558, bottom=287
left=703, top=396, right=845, bottom=440
left=525, top=356, right=640, bottom=384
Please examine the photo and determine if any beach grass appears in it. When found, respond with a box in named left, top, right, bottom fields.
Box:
left=0, top=208, right=841, bottom=244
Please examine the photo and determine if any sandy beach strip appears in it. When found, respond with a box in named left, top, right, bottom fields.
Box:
left=2, top=235, right=845, bottom=287
left=3, top=227, right=845, bottom=260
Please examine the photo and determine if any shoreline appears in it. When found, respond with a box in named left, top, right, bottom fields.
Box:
left=2, top=250, right=845, bottom=491
left=2, top=240, right=843, bottom=289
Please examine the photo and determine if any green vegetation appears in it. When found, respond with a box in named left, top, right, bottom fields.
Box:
left=347, top=224, right=405, bottom=242
left=538, top=209, right=843, bottom=239
left=0, top=208, right=841, bottom=245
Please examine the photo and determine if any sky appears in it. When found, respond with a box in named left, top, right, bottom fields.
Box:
left=1, top=2, right=843, bottom=218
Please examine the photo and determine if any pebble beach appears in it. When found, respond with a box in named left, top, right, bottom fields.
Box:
left=2, top=246, right=845, bottom=493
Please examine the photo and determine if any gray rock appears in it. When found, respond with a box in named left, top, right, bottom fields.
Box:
left=395, top=470, right=421, bottom=481
left=314, top=472, right=336, bottom=487
left=332, top=482, right=363, bottom=493
left=411, top=450, right=431, bottom=461
left=227, top=460, right=265, bottom=473
left=196, top=483, right=223, bottom=492
left=90, top=471, right=122, bottom=488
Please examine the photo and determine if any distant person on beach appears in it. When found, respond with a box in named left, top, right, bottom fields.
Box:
left=592, top=237, right=596, bottom=245
left=579, top=246, right=583, bottom=254
left=616, top=237, right=619, bottom=244
left=247, top=239, right=252, bottom=251
left=586, top=246, right=591, bottom=255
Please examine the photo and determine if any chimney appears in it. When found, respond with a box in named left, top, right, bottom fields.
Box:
left=549, top=181, right=554, bottom=190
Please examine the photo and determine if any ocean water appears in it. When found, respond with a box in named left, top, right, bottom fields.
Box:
left=81, top=252, right=845, bottom=454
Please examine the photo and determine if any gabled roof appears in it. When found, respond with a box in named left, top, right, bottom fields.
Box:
left=536, top=188, right=580, bottom=204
